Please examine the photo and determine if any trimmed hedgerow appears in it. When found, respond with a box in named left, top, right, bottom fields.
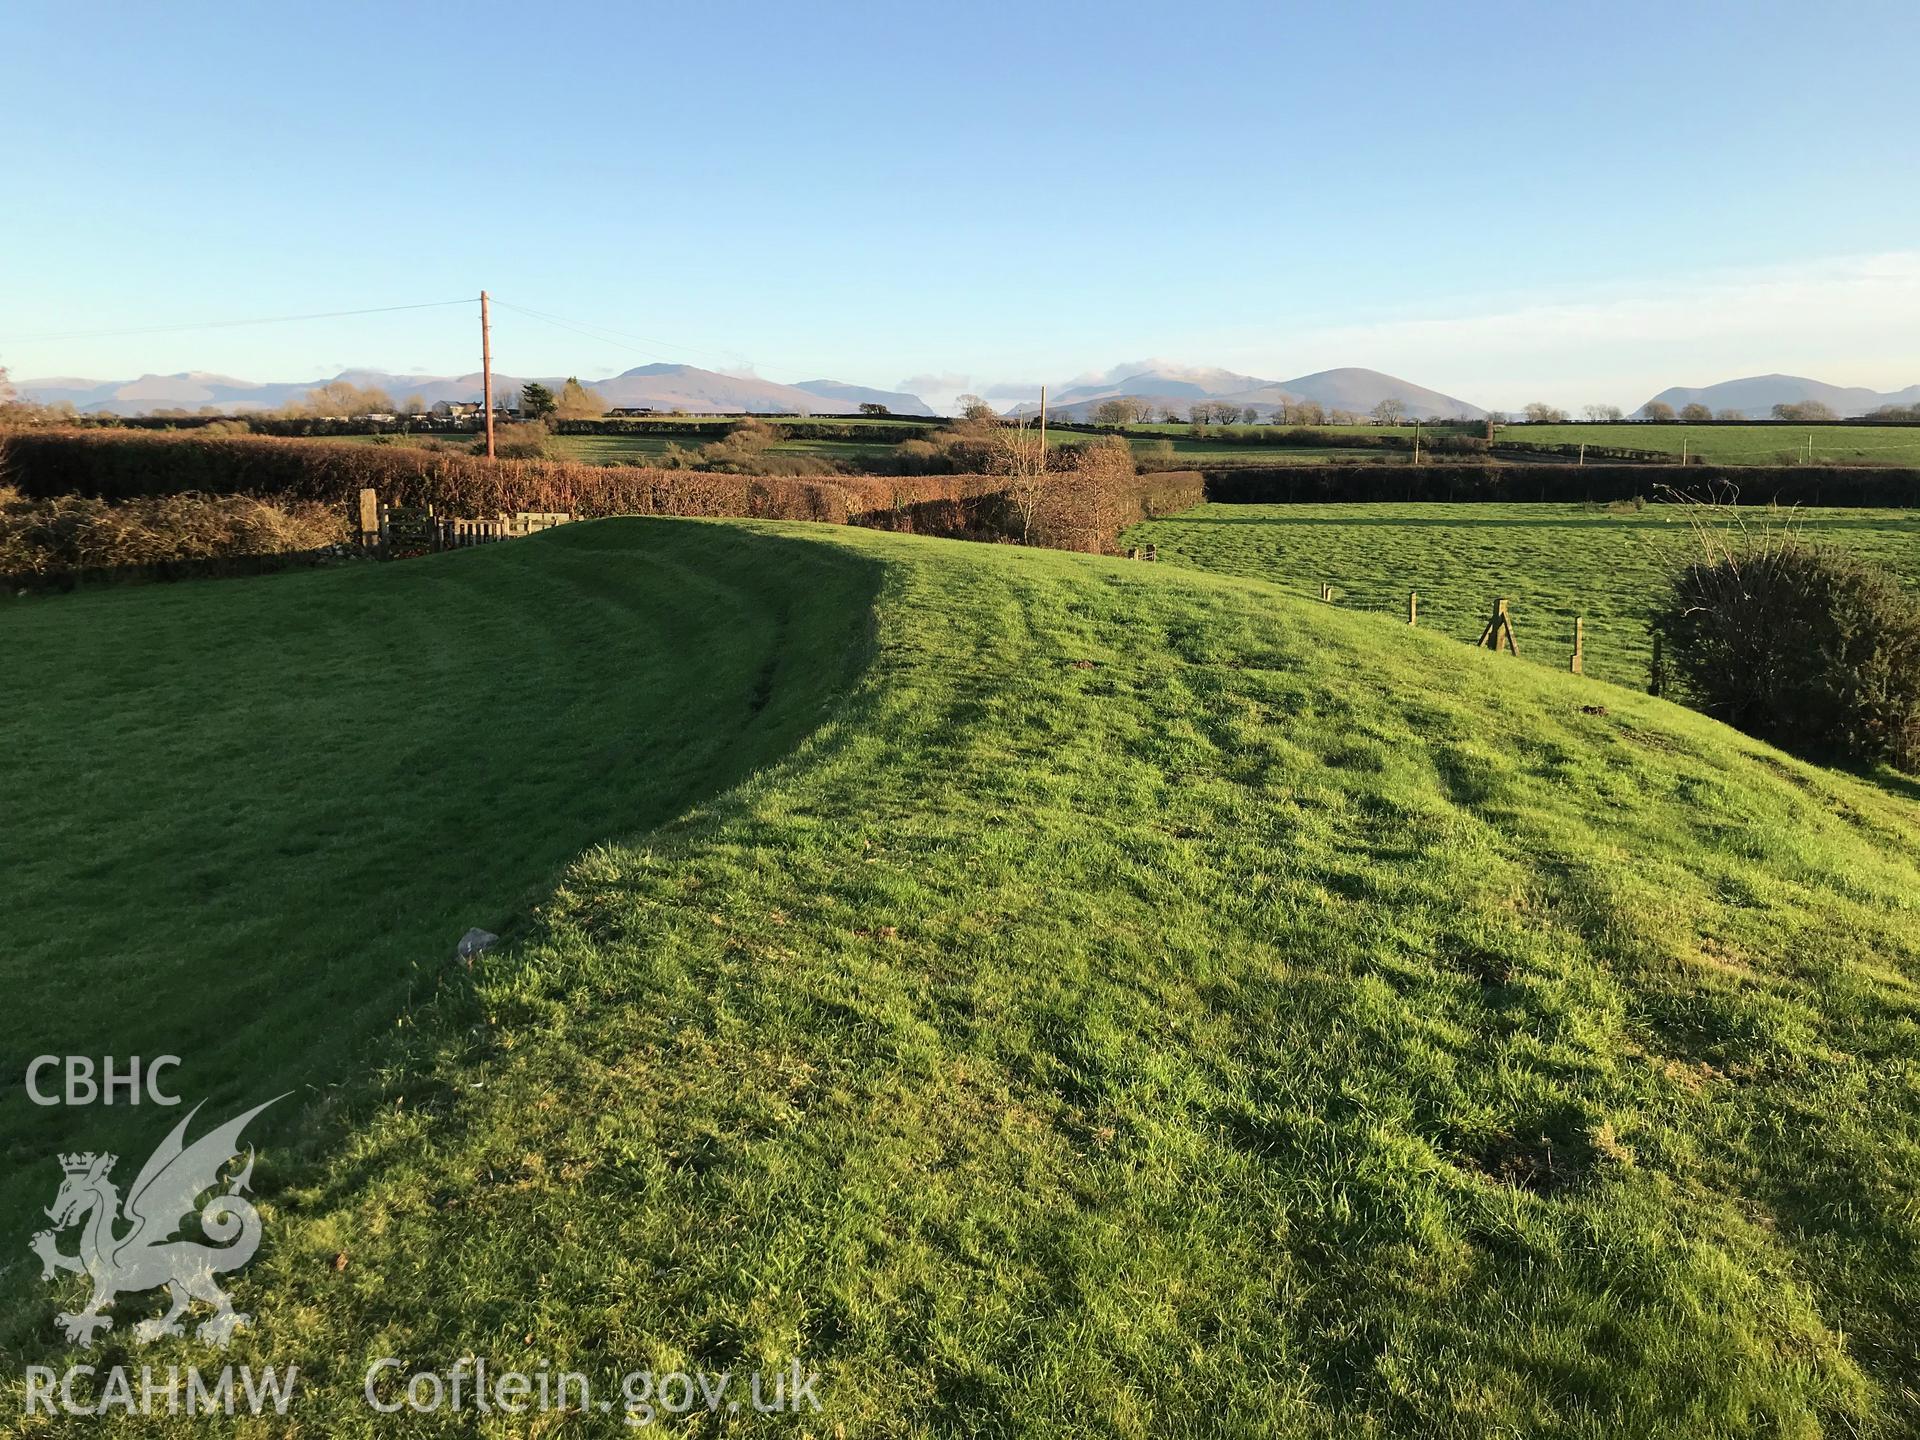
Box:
left=0, top=429, right=866, bottom=521
left=1201, top=462, right=1920, bottom=507
left=0, top=432, right=1206, bottom=558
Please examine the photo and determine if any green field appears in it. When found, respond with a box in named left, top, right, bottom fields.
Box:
left=1127, top=502, right=1920, bottom=687
left=329, top=426, right=1387, bottom=471
left=320, top=420, right=1920, bottom=474
left=1087, top=420, right=1920, bottom=468
left=1499, top=423, right=1920, bottom=466
left=1121, top=422, right=1429, bottom=439
left=547, top=433, right=892, bottom=465
left=324, top=430, right=906, bottom=469
left=7, top=518, right=1920, bottom=1435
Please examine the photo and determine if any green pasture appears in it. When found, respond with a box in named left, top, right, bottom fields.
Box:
left=1127, top=502, right=1920, bottom=687
left=1499, top=423, right=1920, bottom=466
left=1091, top=420, right=1920, bottom=467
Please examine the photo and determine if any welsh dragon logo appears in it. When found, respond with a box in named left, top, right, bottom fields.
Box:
left=29, top=1097, right=282, bottom=1348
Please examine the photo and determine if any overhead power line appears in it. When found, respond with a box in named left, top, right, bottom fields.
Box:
left=11, top=298, right=476, bottom=345
left=13, top=290, right=769, bottom=379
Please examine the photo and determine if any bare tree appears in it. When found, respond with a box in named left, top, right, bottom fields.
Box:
left=992, top=425, right=1051, bottom=544
left=553, top=377, right=609, bottom=419
left=1371, top=397, right=1408, bottom=424
left=1643, top=401, right=1677, bottom=422
left=1679, top=403, right=1712, bottom=423
left=1043, top=435, right=1136, bottom=552
left=1522, top=401, right=1568, bottom=423
left=299, top=380, right=395, bottom=417
left=1583, top=403, right=1623, bottom=422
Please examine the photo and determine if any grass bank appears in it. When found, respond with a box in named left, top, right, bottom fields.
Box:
left=6, top=519, right=1920, bottom=1435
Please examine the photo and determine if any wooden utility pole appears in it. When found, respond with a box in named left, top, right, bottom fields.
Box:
left=480, top=289, right=496, bottom=460
left=1039, top=385, right=1047, bottom=468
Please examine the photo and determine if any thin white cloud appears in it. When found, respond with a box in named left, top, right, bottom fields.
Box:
left=1254, top=251, right=1920, bottom=411
left=1062, top=357, right=1240, bottom=388
left=898, top=371, right=968, bottom=394
left=982, top=380, right=1043, bottom=401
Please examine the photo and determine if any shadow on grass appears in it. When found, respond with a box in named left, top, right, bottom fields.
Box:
left=0, top=519, right=884, bottom=1352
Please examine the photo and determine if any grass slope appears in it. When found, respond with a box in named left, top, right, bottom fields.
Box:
left=7, top=520, right=1920, bottom=1436
left=1125, top=502, right=1920, bottom=689
left=0, top=524, right=880, bottom=1228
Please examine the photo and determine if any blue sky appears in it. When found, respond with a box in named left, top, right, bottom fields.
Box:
left=5, top=0, right=1919, bottom=411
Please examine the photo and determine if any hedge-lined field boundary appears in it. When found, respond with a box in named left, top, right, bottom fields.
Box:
left=1201, top=462, right=1920, bottom=507
left=0, top=431, right=1205, bottom=558
left=1, top=429, right=934, bottom=521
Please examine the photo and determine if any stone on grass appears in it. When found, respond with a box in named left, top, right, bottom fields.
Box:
left=457, top=927, right=499, bottom=964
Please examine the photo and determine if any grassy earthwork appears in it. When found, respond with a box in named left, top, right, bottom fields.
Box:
left=5, top=517, right=1920, bottom=1434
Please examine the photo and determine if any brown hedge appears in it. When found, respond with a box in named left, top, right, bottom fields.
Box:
left=1, top=486, right=349, bottom=588
left=0, top=429, right=869, bottom=521
left=0, top=432, right=1204, bottom=553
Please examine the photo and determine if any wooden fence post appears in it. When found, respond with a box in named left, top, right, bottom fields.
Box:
left=1477, top=598, right=1519, bottom=654
left=1649, top=631, right=1665, bottom=696
left=1571, top=616, right=1584, bottom=674
left=356, top=488, right=380, bottom=550
left=1321, top=581, right=1332, bottom=602
left=1408, top=591, right=1418, bottom=625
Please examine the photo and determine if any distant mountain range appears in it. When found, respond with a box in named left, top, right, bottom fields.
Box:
left=14, top=365, right=936, bottom=417
left=1008, top=365, right=1486, bottom=421
left=22, top=361, right=1919, bottom=424
left=1636, top=374, right=1920, bottom=419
